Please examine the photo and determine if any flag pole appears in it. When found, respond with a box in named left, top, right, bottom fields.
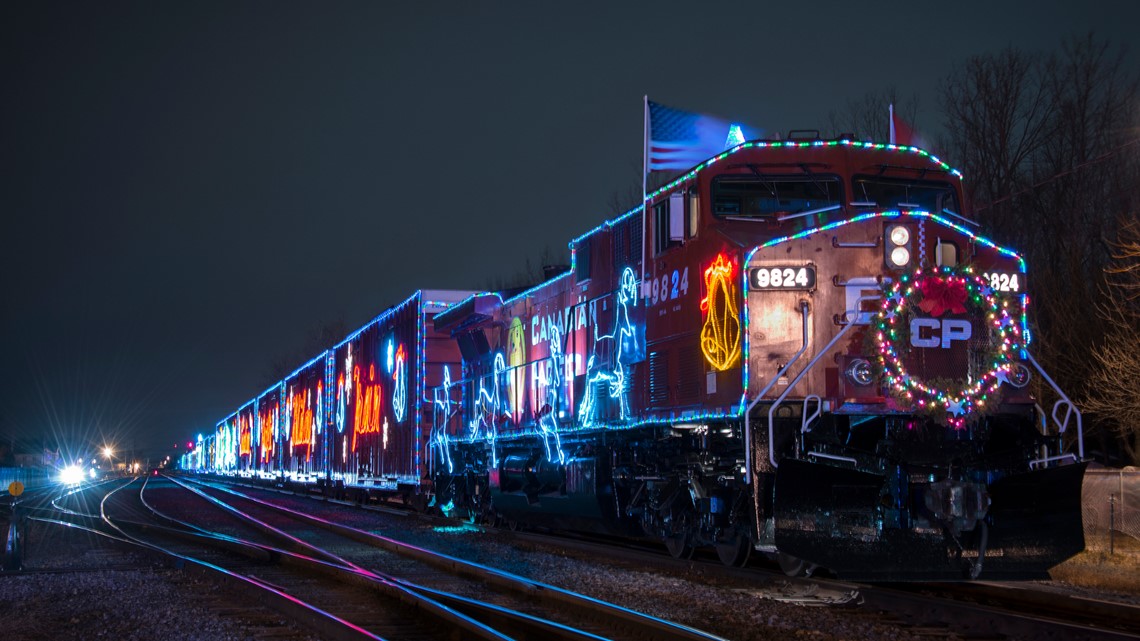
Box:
left=889, top=103, right=895, bottom=145
left=641, top=95, right=649, bottom=297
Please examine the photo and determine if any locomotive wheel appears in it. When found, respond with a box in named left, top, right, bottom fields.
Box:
left=714, top=535, right=752, bottom=567
left=662, top=500, right=696, bottom=559
left=663, top=531, right=695, bottom=560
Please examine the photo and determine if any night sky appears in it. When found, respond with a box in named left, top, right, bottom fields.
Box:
left=3, top=1, right=1138, bottom=459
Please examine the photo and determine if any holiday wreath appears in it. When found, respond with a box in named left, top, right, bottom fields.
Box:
left=868, top=266, right=1024, bottom=426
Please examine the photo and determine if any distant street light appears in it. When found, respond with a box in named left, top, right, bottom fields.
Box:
left=103, top=446, right=113, bottom=459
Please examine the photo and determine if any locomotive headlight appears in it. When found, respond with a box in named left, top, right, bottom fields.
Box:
left=889, top=247, right=911, bottom=267
left=885, top=224, right=913, bottom=268
left=845, top=358, right=875, bottom=386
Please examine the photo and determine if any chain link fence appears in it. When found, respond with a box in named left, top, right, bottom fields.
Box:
left=1083, top=466, right=1140, bottom=551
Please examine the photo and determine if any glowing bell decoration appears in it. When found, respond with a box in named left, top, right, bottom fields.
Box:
left=700, top=253, right=742, bottom=371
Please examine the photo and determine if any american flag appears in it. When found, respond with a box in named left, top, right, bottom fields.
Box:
left=647, top=100, right=741, bottom=171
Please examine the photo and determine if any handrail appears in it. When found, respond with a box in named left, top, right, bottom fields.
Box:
left=776, top=204, right=842, bottom=221
left=764, top=295, right=880, bottom=469
left=832, top=237, right=879, bottom=248
left=743, top=301, right=810, bottom=481
left=1024, top=351, right=1084, bottom=461
left=801, top=395, right=822, bottom=433
left=1029, top=453, right=1079, bottom=470
left=807, top=451, right=857, bottom=465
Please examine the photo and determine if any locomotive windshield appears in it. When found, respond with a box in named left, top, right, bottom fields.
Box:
left=712, top=175, right=842, bottom=219
left=852, top=176, right=960, bottom=214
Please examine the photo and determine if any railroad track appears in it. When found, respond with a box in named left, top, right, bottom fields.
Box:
left=503, top=519, right=1140, bottom=641
left=118, top=474, right=731, bottom=641
left=202, top=474, right=1140, bottom=640
left=15, top=474, right=1140, bottom=641
left=196, top=474, right=1140, bottom=640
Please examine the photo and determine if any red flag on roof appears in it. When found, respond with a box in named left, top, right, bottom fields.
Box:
left=889, top=103, right=916, bottom=147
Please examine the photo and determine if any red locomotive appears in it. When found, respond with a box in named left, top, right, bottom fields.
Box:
left=428, top=135, right=1085, bottom=579
left=188, top=134, right=1086, bottom=580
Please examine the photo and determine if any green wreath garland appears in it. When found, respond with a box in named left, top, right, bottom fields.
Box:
left=868, top=266, right=1024, bottom=427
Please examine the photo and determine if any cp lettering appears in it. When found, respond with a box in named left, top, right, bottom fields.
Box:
left=910, top=318, right=972, bottom=348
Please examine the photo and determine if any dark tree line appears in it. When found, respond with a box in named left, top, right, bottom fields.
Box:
left=264, top=319, right=350, bottom=388
left=834, top=33, right=1140, bottom=463
left=1084, top=217, right=1140, bottom=460
left=309, top=32, right=1135, bottom=465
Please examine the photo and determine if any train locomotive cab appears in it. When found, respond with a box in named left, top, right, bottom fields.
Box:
left=704, top=138, right=1086, bottom=580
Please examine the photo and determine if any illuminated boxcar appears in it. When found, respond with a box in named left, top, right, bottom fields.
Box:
left=205, top=290, right=474, bottom=502
left=280, top=352, right=328, bottom=482
left=255, top=383, right=283, bottom=477
left=326, top=291, right=472, bottom=500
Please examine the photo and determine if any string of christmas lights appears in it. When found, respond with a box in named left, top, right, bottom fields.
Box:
left=872, top=266, right=1023, bottom=427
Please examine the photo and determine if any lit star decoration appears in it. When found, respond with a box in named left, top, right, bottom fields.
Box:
left=699, top=253, right=742, bottom=371
left=871, top=266, right=1023, bottom=427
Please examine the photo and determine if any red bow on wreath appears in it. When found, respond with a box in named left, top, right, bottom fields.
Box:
left=917, top=277, right=967, bottom=317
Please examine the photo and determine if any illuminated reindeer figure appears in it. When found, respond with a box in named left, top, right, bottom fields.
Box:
left=431, top=366, right=458, bottom=473
left=469, top=352, right=508, bottom=466
left=579, top=267, right=639, bottom=426
left=537, top=326, right=567, bottom=464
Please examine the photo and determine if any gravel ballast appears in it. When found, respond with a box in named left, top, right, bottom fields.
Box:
left=6, top=480, right=1131, bottom=641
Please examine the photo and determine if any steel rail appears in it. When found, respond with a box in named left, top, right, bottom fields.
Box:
left=102, top=478, right=483, bottom=641
left=178, top=475, right=731, bottom=641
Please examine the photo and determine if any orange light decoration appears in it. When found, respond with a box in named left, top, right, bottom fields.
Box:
left=238, top=413, right=252, bottom=457
left=352, top=364, right=384, bottom=452
left=699, top=253, right=742, bottom=371
left=289, top=387, right=315, bottom=460
left=259, top=407, right=275, bottom=463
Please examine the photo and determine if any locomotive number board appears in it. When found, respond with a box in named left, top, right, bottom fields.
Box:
left=980, top=271, right=1025, bottom=293
left=749, top=265, right=816, bottom=290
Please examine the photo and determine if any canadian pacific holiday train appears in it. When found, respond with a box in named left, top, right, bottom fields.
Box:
left=183, top=133, right=1086, bottom=580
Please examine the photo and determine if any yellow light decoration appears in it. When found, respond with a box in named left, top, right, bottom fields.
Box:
left=352, top=364, right=384, bottom=452
left=289, top=387, right=315, bottom=459
left=259, top=407, right=275, bottom=464
left=507, top=316, right=526, bottom=424
left=238, top=413, right=252, bottom=457
left=699, top=253, right=742, bottom=371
